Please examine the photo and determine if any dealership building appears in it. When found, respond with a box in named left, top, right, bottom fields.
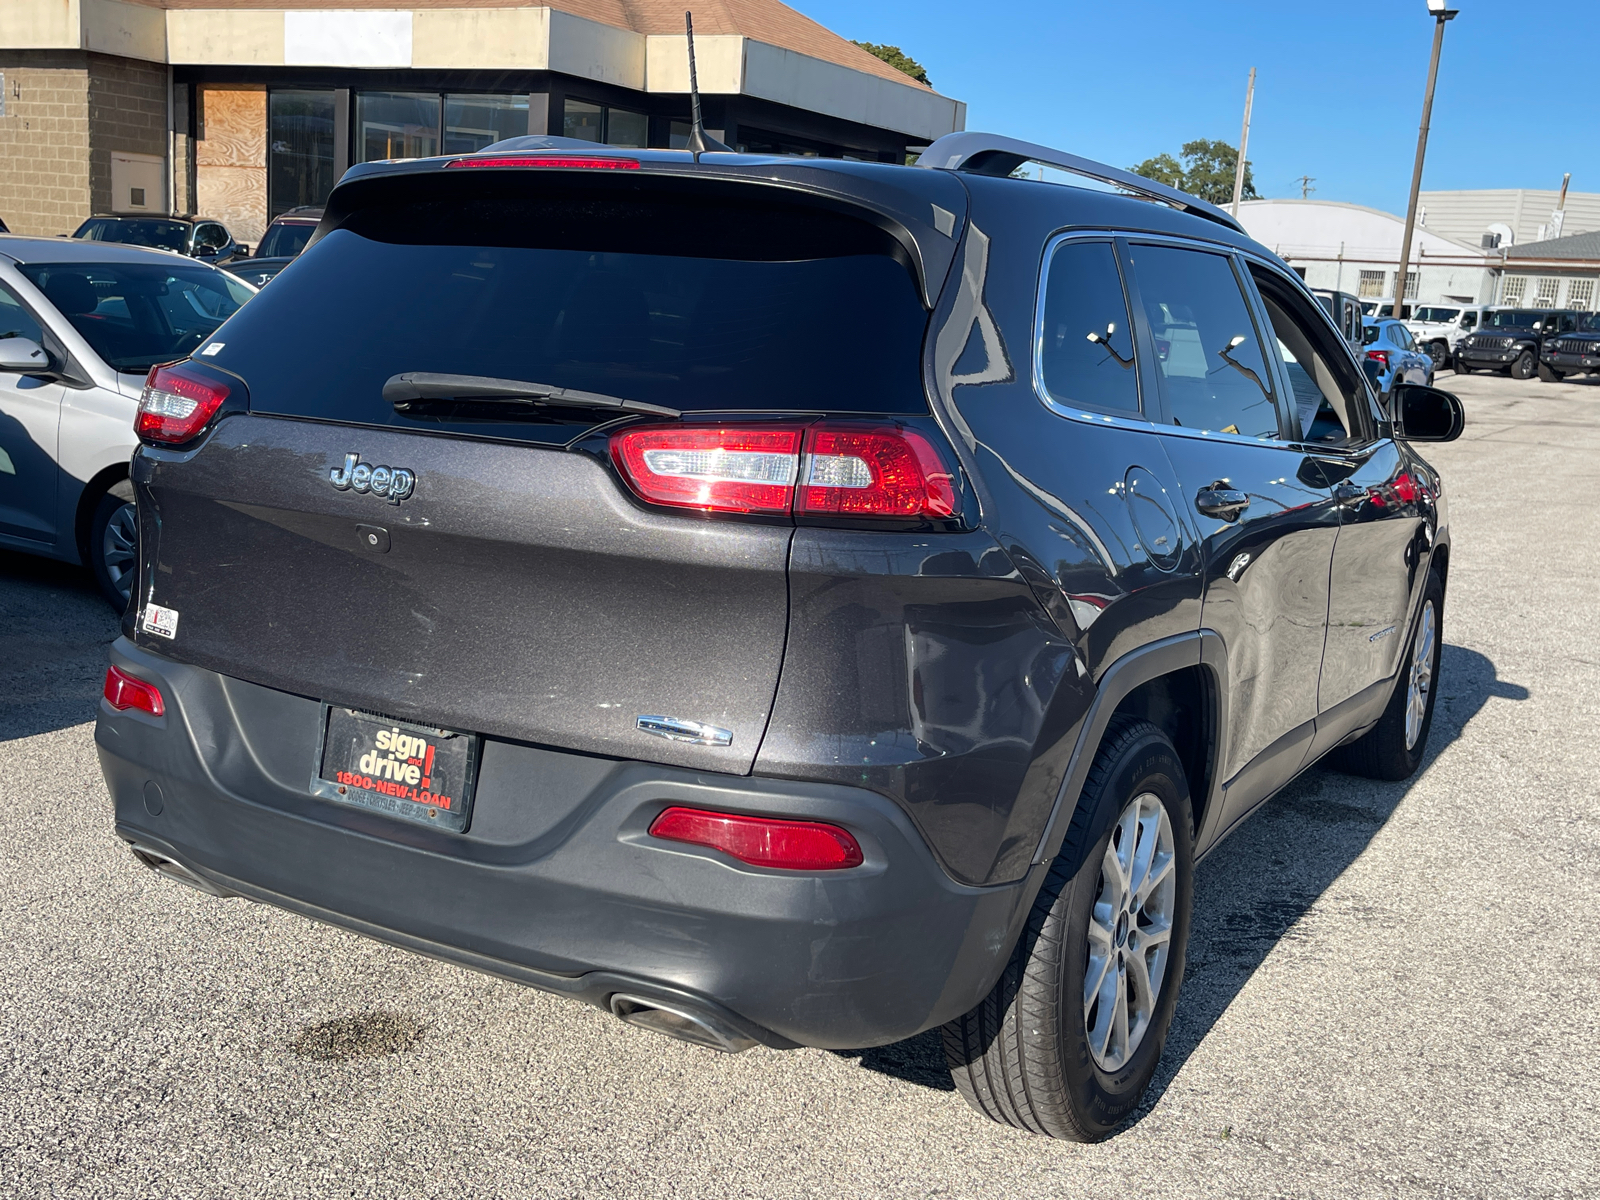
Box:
left=0, top=1, right=966, bottom=245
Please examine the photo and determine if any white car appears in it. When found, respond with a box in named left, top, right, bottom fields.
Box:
left=1405, top=304, right=1486, bottom=371
left=0, top=236, right=254, bottom=607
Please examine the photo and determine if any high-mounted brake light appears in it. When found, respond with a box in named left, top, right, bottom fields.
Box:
left=610, top=422, right=960, bottom=521
left=649, top=806, right=864, bottom=870
left=445, top=155, right=640, bottom=170
left=103, top=665, right=164, bottom=716
left=136, top=361, right=230, bottom=444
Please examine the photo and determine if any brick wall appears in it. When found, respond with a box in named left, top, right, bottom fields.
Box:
left=0, top=51, right=92, bottom=238
left=87, top=53, right=169, bottom=215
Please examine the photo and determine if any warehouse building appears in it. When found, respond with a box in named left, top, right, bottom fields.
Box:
left=0, top=1, right=965, bottom=245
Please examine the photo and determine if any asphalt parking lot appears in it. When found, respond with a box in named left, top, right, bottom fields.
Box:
left=2, top=370, right=1596, bottom=1199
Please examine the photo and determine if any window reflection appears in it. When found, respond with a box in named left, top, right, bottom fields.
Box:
left=357, top=92, right=439, bottom=162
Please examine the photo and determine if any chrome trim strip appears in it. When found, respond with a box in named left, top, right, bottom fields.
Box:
left=636, top=716, right=734, bottom=747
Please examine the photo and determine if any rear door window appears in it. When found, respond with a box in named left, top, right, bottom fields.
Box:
left=1126, top=243, right=1282, bottom=438
left=206, top=186, right=931, bottom=441
left=1037, top=239, right=1140, bottom=414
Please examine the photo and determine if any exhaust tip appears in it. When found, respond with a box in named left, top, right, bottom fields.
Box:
left=126, top=842, right=235, bottom=898
left=609, top=993, right=757, bottom=1054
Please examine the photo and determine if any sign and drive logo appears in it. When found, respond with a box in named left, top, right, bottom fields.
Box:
left=330, top=453, right=415, bottom=503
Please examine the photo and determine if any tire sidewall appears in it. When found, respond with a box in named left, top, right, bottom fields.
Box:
left=1055, top=731, right=1194, bottom=1133
left=1400, top=577, right=1445, bottom=772
left=89, top=481, right=137, bottom=613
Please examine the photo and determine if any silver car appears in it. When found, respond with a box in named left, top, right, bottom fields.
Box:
left=0, top=236, right=254, bottom=607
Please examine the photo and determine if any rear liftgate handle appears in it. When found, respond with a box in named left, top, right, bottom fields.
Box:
left=1195, top=482, right=1250, bottom=523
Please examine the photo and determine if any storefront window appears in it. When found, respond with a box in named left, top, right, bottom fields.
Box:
left=444, top=94, right=529, bottom=155
left=563, top=100, right=648, bottom=148
left=357, top=92, right=439, bottom=162
left=268, top=91, right=336, bottom=217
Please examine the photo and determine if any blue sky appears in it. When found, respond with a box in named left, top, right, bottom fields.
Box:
left=805, top=0, right=1578, bottom=213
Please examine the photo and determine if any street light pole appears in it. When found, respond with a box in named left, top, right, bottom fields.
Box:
left=1231, top=67, right=1255, bottom=219
left=1392, top=1, right=1457, bottom=318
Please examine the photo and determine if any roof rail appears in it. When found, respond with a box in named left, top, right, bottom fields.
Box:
left=915, top=132, right=1245, bottom=234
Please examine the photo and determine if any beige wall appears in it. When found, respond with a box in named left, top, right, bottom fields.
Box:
left=0, top=51, right=93, bottom=237
left=195, top=83, right=266, bottom=244
left=0, top=1, right=81, bottom=51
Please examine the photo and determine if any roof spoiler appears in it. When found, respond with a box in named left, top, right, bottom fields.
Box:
left=915, top=132, right=1245, bottom=234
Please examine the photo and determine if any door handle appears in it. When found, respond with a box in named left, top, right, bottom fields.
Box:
left=1195, top=485, right=1250, bottom=521
left=1333, top=482, right=1365, bottom=506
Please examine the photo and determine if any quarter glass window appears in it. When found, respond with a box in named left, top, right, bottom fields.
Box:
left=1038, top=240, right=1139, bottom=414
left=1128, top=245, right=1279, bottom=438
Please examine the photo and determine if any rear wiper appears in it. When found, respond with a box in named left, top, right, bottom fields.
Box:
left=383, top=372, right=680, bottom=418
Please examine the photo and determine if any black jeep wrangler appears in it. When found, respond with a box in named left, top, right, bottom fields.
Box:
left=1539, top=310, right=1600, bottom=379
left=97, top=131, right=1464, bottom=1141
left=1456, top=307, right=1576, bottom=379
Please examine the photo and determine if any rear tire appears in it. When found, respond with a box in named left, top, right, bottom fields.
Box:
left=1511, top=350, right=1536, bottom=380
left=943, top=717, right=1194, bottom=1140
left=89, top=480, right=137, bottom=613
left=1329, top=571, right=1444, bottom=781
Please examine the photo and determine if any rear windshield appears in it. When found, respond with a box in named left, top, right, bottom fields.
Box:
left=1362, top=323, right=1381, bottom=345
left=74, top=218, right=189, bottom=253
left=206, top=185, right=930, bottom=440
left=1483, top=310, right=1539, bottom=327
left=18, top=261, right=254, bottom=373
left=256, top=221, right=316, bottom=258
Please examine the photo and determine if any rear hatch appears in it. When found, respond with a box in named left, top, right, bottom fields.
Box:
left=129, top=158, right=960, bottom=772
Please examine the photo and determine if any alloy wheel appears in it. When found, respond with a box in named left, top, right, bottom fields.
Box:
left=1084, top=791, right=1176, bottom=1072
left=1405, top=600, right=1437, bottom=750
left=101, top=501, right=138, bottom=604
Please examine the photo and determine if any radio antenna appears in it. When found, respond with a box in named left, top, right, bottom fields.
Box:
left=684, top=11, right=731, bottom=159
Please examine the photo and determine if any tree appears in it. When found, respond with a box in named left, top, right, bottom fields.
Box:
left=851, top=41, right=930, bottom=87
left=1130, top=139, right=1256, bottom=206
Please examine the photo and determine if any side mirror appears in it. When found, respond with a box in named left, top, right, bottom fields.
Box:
left=0, top=336, right=50, bottom=373
left=1393, top=384, right=1465, bottom=443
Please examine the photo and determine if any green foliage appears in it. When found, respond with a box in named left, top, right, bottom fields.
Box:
left=852, top=41, right=931, bottom=87
left=1130, top=139, right=1257, bottom=205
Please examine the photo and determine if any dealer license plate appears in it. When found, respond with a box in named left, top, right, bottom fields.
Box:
left=315, top=707, right=479, bottom=833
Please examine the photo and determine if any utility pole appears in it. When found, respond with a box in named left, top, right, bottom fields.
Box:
left=1296, top=175, right=1316, bottom=199
left=1393, top=1, right=1458, bottom=319
left=1551, top=171, right=1571, bottom=240
left=1230, top=67, right=1255, bottom=218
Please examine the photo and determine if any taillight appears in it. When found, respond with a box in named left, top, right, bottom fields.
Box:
left=1365, top=349, right=1390, bottom=368
left=648, top=806, right=864, bottom=870
left=797, top=424, right=957, bottom=518
left=610, top=426, right=803, bottom=514
left=445, top=155, right=639, bottom=170
left=103, top=665, right=164, bottom=716
left=136, top=361, right=230, bottom=444
left=610, top=421, right=959, bottom=521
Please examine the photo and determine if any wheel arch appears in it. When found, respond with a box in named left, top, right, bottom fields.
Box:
left=73, top=460, right=132, bottom=566
left=1032, top=631, right=1227, bottom=874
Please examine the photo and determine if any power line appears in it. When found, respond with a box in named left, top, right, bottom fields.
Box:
left=1296, top=174, right=1316, bottom=199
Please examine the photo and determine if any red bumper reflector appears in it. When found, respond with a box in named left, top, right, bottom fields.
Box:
left=103, top=665, right=164, bottom=717
left=445, top=155, right=640, bottom=170
left=136, top=361, right=229, bottom=445
left=648, top=806, right=864, bottom=870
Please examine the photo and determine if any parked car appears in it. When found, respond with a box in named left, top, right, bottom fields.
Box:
left=96, top=131, right=1462, bottom=1142
left=1310, top=287, right=1364, bottom=352
left=1454, top=308, right=1576, bottom=379
left=1539, top=310, right=1600, bottom=379
left=223, top=206, right=322, bottom=288
left=0, top=234, right=254, bottom=606
left=1361, top=316, right=1433, bottom=393
left=72, top=215, right=251, bottom=266
left=1360, top=299, right=1412, bottom=319
left=1405, top=304, right=1486, bottom=370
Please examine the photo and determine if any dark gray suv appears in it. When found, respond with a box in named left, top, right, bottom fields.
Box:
left=96, top=132, right=1463, bottom=1141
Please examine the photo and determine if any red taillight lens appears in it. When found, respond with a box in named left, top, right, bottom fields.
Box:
left=445, top=155, right=640, bottom=170
left=611, top=426, right=803, bottom=514
left=103, top=665, right=164, bottom=716
left=648, top=806, right=864, bottom=870
left=1365, top=349, right=1390, bottom=368
left=798, top=424, right=957, bottom=519
left=610, top=422, right=960, bottom=521
left=136, top=361, right=229, bottom=444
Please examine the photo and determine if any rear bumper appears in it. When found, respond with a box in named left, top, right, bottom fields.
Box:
left=97, top=638, right=1036, bottom=1050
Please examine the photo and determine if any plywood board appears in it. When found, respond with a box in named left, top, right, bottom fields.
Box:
left=196, top=84, right=267, bottom=243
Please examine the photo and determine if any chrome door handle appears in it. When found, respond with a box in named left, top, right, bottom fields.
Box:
left=1333, top=482, right=1365, bottom=506
left=1195, top=486, right=1250, bottom=521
